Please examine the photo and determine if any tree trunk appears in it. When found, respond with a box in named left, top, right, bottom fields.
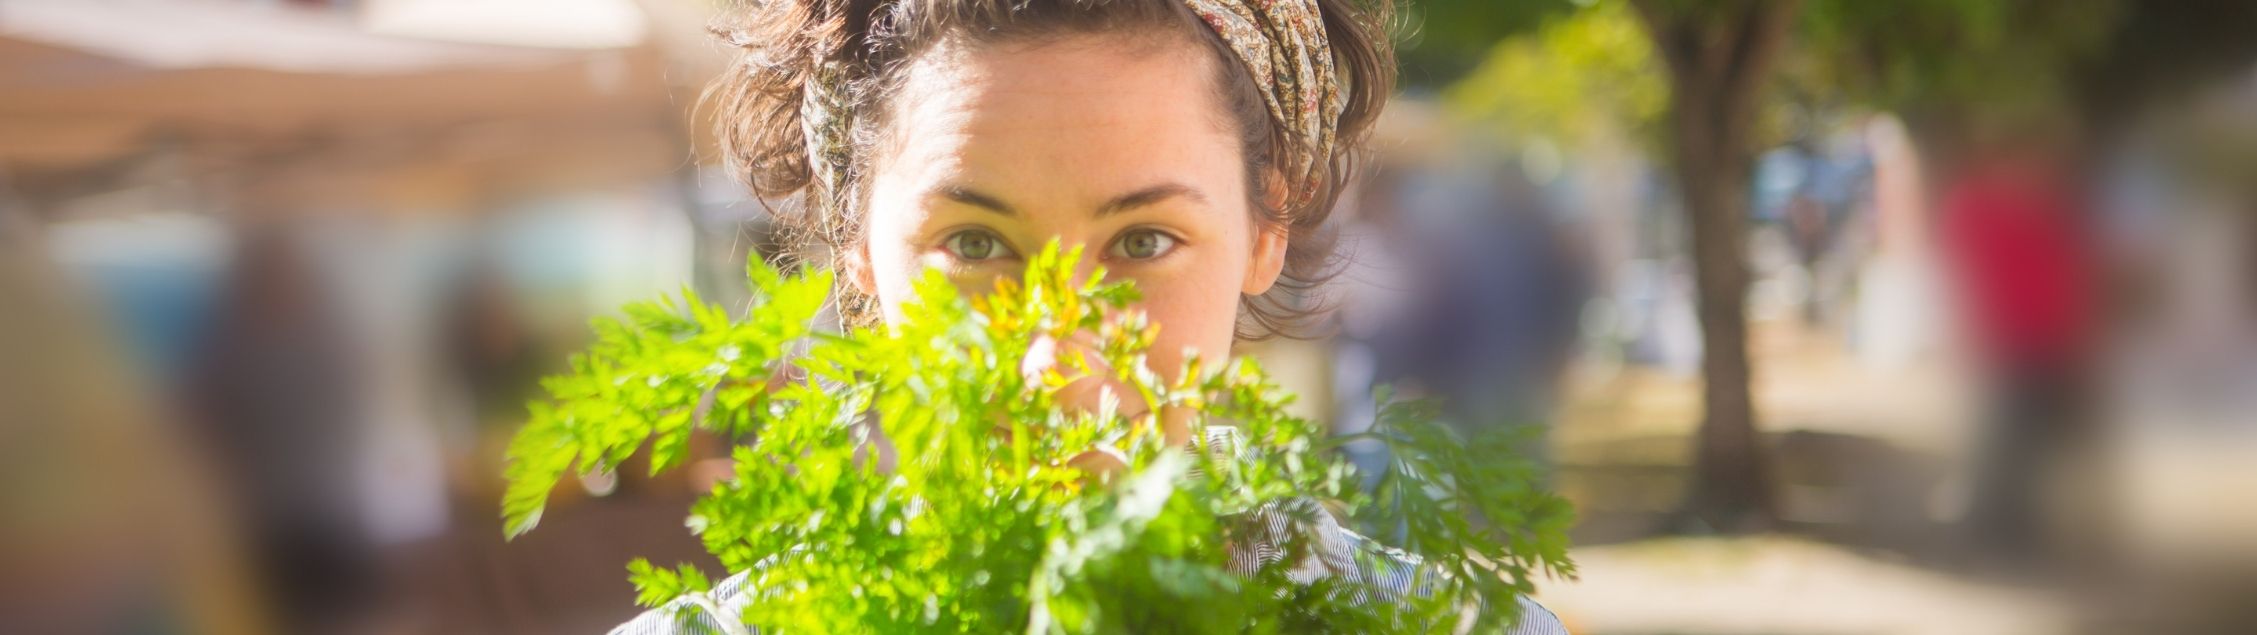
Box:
left=1631, top=0, right=1803, bottom=531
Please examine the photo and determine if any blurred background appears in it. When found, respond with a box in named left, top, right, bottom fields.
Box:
left=3, top=0, right=2255, bottom=633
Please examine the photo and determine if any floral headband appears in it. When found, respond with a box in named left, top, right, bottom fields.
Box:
left=798, top=0, right=1344, bottom=221
left=1181, top=0, right=1343, bottom=211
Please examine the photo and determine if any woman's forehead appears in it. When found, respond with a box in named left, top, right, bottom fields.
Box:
left=879, top=35, right=1243, bottom=208
left=892, top=33, right=1223, bottom=134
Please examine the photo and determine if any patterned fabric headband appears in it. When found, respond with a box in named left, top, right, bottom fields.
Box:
left=798, top=0, right=1342, bottom=220
left=1181, top=0, right=1342, bottom=211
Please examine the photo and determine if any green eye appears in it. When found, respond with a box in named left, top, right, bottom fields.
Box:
left=1110, top=229, right=1177, bottom=260
left=943, top=229, right=1012, bottom=261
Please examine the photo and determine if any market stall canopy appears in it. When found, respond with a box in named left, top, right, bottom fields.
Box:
left=0, top=0, right=726, bottom=212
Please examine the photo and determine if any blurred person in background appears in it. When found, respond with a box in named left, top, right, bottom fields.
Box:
left=179, top=224, right=382, bottom=634
left=439, top=256, right=552, bottom=485
left=1936, top=128, right=2100, bottom=570
left=1333, top=154, right=1590, bottom=479
left=1, top=212, right=270, bottom=634
left=1851, top=115, right=1946, bottom=371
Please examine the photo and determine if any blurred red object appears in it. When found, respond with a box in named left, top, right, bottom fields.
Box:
left=1939, top=162, right=2097, bottom=368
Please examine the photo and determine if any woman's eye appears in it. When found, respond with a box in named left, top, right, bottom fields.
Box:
left=1110, top=229, right=1178, bottom=260
left=942, top=229, right=1013, bottom=262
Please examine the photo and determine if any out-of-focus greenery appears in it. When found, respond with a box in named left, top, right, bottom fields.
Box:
left=1442, top=0, right=2121, bottom=152
left=1397, top=0, right=1579, bottom=88
left=1443, top=0, right=2250, bottom=152
left=1794, top=0, right=2121, bottom=131
left=1445, top=0, right=1665, bottom=150
left=501, top=244, right=1574, bottom=633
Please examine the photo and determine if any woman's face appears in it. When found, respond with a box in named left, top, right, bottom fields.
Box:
left=858, top=32, right=1286, bottom=376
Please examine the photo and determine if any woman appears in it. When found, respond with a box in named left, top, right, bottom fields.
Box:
left=623, top=0, right=1567, bottom=631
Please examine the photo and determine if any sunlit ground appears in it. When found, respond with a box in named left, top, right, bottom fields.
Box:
left=1536, top=315, right=2072, bottom=634
left=1539, top=535, right=2069, bottom=635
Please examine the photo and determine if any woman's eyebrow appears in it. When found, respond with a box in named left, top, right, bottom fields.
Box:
left=934, top=182, right=1204, bottom=217
left=1097, top=183, right=1204, bottom=217
left=938, top=185, right=1017, bottom=216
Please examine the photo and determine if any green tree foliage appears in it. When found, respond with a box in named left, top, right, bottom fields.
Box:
left=1396, top=0, right=1579, bottom=88
left=502, top=244, right=1574, bottom=633
left=1445, top=0, right=1667, bottom=149
left=1794, top=0, right=2257, bottom=153
left=1794, top=0, right=2121, bottom=135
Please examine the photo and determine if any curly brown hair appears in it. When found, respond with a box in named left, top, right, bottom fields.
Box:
left=703, top=0, right=1394, bottom=338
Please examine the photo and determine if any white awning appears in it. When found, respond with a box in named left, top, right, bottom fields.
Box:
left=0, top=0, right=594, bottom=74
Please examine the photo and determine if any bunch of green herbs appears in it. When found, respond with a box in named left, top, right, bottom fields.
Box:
left=501, top=245, right=1573, bottom=633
